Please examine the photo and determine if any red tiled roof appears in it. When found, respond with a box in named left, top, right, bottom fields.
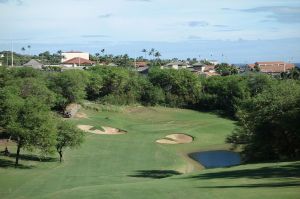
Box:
left=135, top=61, right=147, bottom=67
left=62, top=57, right=95, bottom=65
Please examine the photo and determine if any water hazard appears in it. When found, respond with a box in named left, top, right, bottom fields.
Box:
left=189, top=150, right=241, bottom=169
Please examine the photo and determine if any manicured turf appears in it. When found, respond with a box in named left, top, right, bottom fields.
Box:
left=0, top=105, right=299, bottom=199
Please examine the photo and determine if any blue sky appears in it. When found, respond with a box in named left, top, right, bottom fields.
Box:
left=0, top=0, right=300, bottom=62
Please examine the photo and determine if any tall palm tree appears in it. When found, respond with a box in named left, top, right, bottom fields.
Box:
left=141, top=49, right=147, bottom=60
left=154, top=51, right=161, bottom=66
left=27, top=45, right=31, bottom=56
left=95, top=53, right=100, bottom=64
left=154, top=51, right=161, bottom=59
left=149, top=48, right=155, bottom=58
left=21, top=47, right=26, bottom=54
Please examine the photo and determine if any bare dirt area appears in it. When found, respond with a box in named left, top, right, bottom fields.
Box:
left=77, top=125, right=126, bottom=135
left=156, top=134, right=193, bottom=144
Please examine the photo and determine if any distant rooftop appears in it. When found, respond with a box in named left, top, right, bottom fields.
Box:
left=62, top=57, right=94, bottom=65
left=63, top=51, right=84, bottom=53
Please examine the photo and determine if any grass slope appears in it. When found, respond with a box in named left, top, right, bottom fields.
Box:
left=0, top=105, right=299, bottom=199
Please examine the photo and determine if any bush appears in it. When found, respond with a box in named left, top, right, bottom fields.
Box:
left=148, top=68, right=201, bottom=107
left=227, top=80, right=300, bottom=161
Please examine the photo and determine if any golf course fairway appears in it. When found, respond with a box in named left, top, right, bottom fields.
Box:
left=0, top=105, right=299, bottom=199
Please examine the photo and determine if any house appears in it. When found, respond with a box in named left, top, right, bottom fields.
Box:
left=208, top=60, right=219, bottom=66
left=136, top=66, right=149, bottom=75
left=23, top=59, right=43, bottom=69
left=189, top=67, right=219, bottom=77
left=62, top=57, right=95, bottom=67
left=247, top=61, right=295, bottom=74
left=134, top=61, right=148, bottom=68
left=162, top=61, right=191, bottom=70
left=202, top=65, right=216, bottom=73
left=192, top=62, right=204, bottom=68
left=61, top=51, right=90, bottom=63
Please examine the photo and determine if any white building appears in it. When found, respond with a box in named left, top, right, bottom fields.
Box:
left=208, top=60, right=219, bottom=66
left=61, top=51, right=90, bottom=63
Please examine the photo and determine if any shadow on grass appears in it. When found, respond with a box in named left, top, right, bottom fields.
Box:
left=0, top=158, right=34, bottom=169
left=197, top=181, right=300, bottom=189
left=9, top=153, right=57, bottom=162
left=128, top=170, right=182, bottom=179
left=186, top=162, right=300, bottom=180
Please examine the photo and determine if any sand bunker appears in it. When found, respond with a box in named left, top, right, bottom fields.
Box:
left=77, top=125, right=126, bottom=135
left=156, top=134, right=193, bottom=144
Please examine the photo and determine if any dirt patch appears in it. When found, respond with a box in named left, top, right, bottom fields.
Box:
left=75, top=112, right=88, bottom=119
left=156, top=134, right=193, bottom=144
left=77, top=125, right=126, bottom=135
left=64, top=103, right=81, bottom=118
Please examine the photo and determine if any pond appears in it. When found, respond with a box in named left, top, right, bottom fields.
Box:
left=189, top=150, right=241, bottom=169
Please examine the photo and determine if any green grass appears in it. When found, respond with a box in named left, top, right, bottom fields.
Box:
left=0, top=105, right=299, bottom=199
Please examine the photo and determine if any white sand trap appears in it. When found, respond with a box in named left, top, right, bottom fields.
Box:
left=156, top=134, right=193, bottom=144
left=77, top=125, right=126, bottom=135
left=156, top=139, right=178, bottom=144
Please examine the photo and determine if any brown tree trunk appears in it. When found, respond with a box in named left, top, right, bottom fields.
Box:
left=15, top=139, right=21, bottom=167
left=59, top=150, right=63, bottom=162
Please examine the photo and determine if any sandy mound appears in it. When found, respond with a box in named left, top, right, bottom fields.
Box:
left=156, top=134, right=193, bottom=144
left=77, top=125, right=126, bottom=135
left=75, top=112, right=88, bottom=119
left=64, top=103, right=81, bottom=118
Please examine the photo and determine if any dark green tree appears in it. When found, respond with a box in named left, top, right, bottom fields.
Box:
left=227, top=80, right=300, bottom=161
left=56, top=121, right=85, bottom=162
left=0, top=79, right=57, bottom=166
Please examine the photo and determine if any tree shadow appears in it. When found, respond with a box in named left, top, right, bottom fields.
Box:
left=186, top=162, right=300, bottom=180
left=197, top=181, right=300, bottom=189
left=128, top=170, right=182, bottom=179
left=0, top=158, right=34, bottom=169
left=9, top=153, right=57, bottom=162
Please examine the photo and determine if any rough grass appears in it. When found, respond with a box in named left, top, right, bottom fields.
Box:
left=0, top=105, right=299, bottom=199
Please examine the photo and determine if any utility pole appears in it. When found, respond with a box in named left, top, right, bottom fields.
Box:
left=11, top=41, right=14, bottom=67
left=134, top=51, right=136, bottom=68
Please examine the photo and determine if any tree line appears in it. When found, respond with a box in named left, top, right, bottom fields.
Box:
left=1, top=65, right=299, bottom=163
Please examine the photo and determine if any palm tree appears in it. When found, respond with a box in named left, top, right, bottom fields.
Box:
left=149, top=48, right=155, bottom=58
left=21, top=47, right=26, bottom=54
left=27, top=45, right=31, bottom=56
left=154, top=51, right=161, bottom=59
left=154, top=51, right=161, bottom=66
left=141, top=49, right=147, bottom=60
left=95, top=53, right=100, bottom=64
